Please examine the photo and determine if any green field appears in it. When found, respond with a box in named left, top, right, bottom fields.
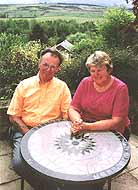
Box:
left=0, top=3, right=106, bottom=22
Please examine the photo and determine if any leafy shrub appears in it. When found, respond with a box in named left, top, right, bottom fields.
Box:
left=0, top=37, right=42, bottom=100
left=57, top=53, right=89, bottom=94
left=109, top=47, right=138, bottom=98
left=29, top=19, right=97, bottom=44
left=67, top=32, right=106, bottom=55
left=0, top=33, right=29, bottom=99
left=98, top=8, right=135, bottom=47
left=29, top=23, right=48, bottom=43
left=0, top=19, right=31, bottom=35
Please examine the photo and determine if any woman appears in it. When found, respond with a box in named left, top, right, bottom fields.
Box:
left=69, top=51, right=130, bottom=140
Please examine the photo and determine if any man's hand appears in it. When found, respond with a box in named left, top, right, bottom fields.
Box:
left=20, top=126, right=30, bottom=135
left=9, top=115, right=30, bottom=135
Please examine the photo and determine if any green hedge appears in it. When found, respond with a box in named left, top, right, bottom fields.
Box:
left=0, top=35, right=42, bottom=100
left=0, top=8, right=138, bottom=101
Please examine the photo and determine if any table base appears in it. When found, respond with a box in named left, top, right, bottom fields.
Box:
left=47, top=181, right=105, bottom=190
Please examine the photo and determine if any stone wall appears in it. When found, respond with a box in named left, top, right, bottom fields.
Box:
left=0, top=101, right=10, bottom=140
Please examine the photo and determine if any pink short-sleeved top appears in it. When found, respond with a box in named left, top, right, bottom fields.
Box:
left=71, top=76, right=130, bottom=128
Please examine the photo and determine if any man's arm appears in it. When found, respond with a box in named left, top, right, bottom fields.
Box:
left=61, top=84, right=72, bottom=119
left=9, top=115, right=29, bottom=135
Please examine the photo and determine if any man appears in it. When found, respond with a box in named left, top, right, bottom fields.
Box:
left=7, top=48, right=71, bottom=190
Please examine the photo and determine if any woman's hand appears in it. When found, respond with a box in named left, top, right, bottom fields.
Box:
left=71, top=119, right=83, bottom=134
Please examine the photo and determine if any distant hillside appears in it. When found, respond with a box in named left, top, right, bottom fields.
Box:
left=39, top=0, right=131, bottom=7
left=0, top=3, right=106, bottom=21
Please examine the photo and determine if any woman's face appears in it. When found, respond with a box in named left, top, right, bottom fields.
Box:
left=89, top=65, right=110, bottom=86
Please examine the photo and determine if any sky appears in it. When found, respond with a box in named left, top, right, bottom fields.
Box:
left=0, top=0, right=39, bottom=4
left=0, top=0, right=132, bottom=7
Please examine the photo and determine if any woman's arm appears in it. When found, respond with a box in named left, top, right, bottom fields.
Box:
left=69, top=109, right=125, bottom=134
left=82, top=117, right=125, bottom=134
left=69, top=105, right=125, bottom=134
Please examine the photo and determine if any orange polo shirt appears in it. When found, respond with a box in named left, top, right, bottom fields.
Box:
left=7, top=74, right=71, bottom=127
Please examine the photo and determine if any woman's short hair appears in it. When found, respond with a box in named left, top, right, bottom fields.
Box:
left=85, top=51, right=113, bottom=71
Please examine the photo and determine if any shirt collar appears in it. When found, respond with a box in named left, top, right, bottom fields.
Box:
left=36, top=72, right=55, bottom=85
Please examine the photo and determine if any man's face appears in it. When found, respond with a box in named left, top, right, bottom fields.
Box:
left=39, top=52, right=60, bottom=82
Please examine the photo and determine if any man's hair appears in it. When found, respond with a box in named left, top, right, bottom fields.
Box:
left=39, top=48, right=63, bottom=66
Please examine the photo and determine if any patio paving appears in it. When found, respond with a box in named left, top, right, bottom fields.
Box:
left=0, top=134, right=138, bottom=190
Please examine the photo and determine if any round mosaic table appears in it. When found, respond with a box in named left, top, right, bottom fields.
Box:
left=21, top=120, right=131, bottom=189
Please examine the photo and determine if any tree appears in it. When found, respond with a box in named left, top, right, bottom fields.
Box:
left=29, top=23, right=48, bottom=43
left=126, top=0, right=138, bottom=21
left=98, top=8, right=134, bottom=47
left=123, top=1, right=138, bottom=45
